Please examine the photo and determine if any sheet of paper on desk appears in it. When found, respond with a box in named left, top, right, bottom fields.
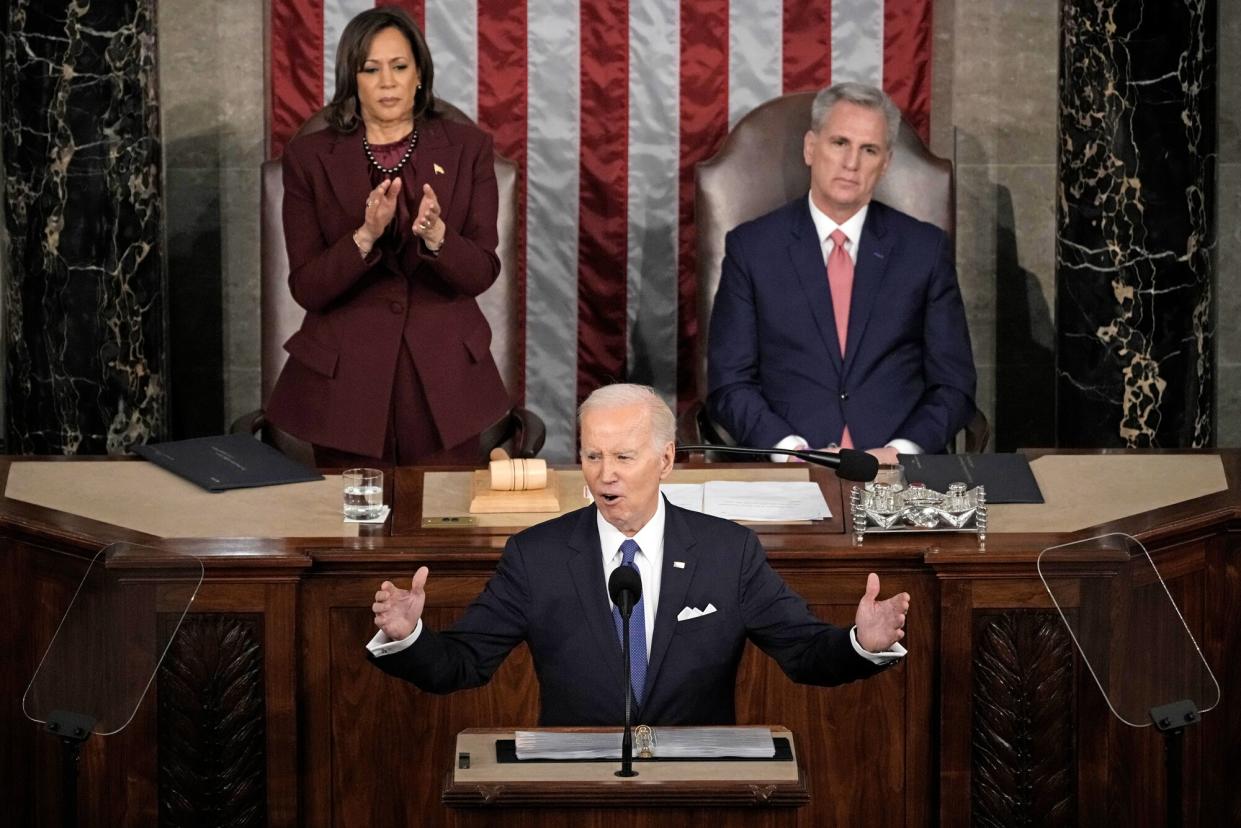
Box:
left=658, top=483, right=705, bottom=512
left=702, top=481, right=830, bottom=521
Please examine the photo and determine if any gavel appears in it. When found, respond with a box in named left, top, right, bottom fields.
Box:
left=487, top=449, right=548, bottom=491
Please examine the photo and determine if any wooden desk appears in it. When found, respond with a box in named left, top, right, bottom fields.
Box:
left=1, top=453, right=1238, bottom=827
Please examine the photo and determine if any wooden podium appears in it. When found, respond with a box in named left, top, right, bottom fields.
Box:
left=442, top=727, right=808, bottom=827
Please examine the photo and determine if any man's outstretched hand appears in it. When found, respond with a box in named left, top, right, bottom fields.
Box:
left=854, top=572, right=910, bottom=652
left=373, top=566, right=429, bottom=641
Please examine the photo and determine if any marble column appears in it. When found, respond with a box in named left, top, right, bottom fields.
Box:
left=2, top=1, right=167, bottom=454
left=1056, top=0, right=1216, bottom=448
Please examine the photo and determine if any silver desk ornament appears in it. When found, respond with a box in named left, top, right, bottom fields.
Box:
left=851, top=477, right=987, bottom=548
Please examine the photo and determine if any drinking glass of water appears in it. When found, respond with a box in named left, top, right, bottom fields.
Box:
left=869, top=463, right=907, bottom=492
left=342, top=468, right=384, bottom=520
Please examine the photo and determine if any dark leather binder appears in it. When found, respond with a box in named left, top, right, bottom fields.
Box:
left=897, top=452, right=1044, bottom=504
left=133, top=433, right=323, bottom=492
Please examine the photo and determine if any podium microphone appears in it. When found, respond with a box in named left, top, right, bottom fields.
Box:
left=677, top=444, right=880, bottom=482
left=608, top=565, right=643, bottom=778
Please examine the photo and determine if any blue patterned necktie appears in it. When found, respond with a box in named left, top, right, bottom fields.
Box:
left=612, top=539, right=648, bottom=706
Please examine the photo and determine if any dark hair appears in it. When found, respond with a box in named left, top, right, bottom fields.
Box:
left=325, top=6, right=436, bottom=133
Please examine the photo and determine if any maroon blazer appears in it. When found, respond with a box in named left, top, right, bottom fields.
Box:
left=266, top=116, right=511, bottom=458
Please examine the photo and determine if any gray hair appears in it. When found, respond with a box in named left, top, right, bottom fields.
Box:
left=810, top=82, right=900, bottom=149
left=578, top=384, right=676, bottom=450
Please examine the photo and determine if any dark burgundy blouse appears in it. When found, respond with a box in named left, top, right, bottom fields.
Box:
left=366, top=132, right=421, bottom=254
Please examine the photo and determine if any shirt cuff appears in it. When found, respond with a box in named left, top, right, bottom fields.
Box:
left=366, top=619, right=423, bottom=657
left=886, top=438, right=923, bottom=456
left=772, top=435, right=810, bottom=463
left=850, top=625, right=907, bottom=664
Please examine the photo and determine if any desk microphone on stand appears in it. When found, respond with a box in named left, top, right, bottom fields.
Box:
left=677, top=444, right=880, bottom=482
left=608, top=565, right=643, bottom=778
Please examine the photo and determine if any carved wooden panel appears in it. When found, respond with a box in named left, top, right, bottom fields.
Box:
left=972, top=611, right=1075, bottom=827
left=158, top=613, right=266, bottom=827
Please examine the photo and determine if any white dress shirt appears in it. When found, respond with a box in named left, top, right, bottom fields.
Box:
left=597, top=496, right=665, bottom=659
left=772, top=197, right=922, bottom=460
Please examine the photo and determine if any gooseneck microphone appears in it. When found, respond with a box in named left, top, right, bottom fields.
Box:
left=677, top=444, right=880, bottom=482
left=607, top=566, right=643, bottom=778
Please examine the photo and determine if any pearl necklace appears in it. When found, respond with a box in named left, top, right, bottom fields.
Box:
left=362, top=128, right=418, bottom=176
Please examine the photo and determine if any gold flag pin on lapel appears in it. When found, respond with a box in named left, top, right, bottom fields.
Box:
left=433, top=163, right=445, bottom=175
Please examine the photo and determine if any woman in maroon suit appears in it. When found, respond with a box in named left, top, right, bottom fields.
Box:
left=266, top=7, right=510, bottom=466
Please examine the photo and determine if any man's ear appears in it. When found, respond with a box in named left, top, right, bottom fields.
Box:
left=658, top=442, right=675, bottom=479
left=874, top=146, right=893, bottom=181
left=803, top=130, right=817, bottom=166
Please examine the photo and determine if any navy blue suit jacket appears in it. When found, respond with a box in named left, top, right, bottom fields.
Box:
left=369, top=501, right=885, bottom=726
left=707, top=198, right=976, bottom=453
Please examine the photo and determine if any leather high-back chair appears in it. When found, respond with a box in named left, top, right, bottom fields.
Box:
left=235, top=102, right=544, bottom=464
left=685, top=91, right=988, bottom=454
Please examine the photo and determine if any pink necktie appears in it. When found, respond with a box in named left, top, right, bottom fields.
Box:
left=827, top=230, right=854, bottom=449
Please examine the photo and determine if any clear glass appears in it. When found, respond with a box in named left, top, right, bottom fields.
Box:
left=22, top=543, right=204, bottom=736
left=869, top=463, right=907, bottom=491
left=1037, top=533, right=1220, bottom=727
left=342, top=467, right=384, bottom=519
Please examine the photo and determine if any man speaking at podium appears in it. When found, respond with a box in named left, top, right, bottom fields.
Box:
left=366, top=384, right=909, bottom=725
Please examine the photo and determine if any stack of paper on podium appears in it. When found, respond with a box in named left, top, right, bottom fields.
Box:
left=659, top=481, right=830, bottom=521
left=514, top=727, right=776, bottom=760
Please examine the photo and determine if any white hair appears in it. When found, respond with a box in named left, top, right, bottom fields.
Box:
left=810, top=82, right=900, bottom=148
left=578, top=384, right=676, bottom=449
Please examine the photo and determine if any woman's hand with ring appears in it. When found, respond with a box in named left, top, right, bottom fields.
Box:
left=413, top=183, right=445, bottom=249
left=358, top=178, right=401, bottom=249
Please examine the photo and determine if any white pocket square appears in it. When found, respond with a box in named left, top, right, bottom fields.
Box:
left=676, top=603, right=717, bottom=622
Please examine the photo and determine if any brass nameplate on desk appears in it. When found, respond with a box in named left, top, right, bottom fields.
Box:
left=468, top=469, right=561, bottom=514
left=422, top=516, right=478, bottom=528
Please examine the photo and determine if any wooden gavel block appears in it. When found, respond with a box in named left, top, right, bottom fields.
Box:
left=470, top=450, right=561, bottom=514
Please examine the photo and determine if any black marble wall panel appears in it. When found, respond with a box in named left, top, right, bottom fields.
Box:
left=1056, top=0, right=1216, bottom=448
left=2, top=0, right=167, bottom=454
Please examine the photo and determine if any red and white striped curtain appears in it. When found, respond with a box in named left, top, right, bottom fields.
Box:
left=270, top=0, right=934, bottom=459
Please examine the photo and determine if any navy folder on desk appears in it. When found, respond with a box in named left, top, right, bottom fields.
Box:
left=133, top=433, right=324, bottom=492
left=896, top=453, right=1044, bottom=504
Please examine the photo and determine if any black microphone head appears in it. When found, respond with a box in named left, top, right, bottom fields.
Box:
left=608, top=565, right=643, bottom=607
left=835, top=448, right=880, bottom=482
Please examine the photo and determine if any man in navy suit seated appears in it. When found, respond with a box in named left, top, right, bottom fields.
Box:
left=367, top=383, right=909, bottom=726
left=707, top=82, right=977, bottom=464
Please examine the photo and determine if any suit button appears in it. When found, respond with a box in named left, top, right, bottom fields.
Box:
left=840, top=391, right=849, bottom=401
left=389, top=302, right=404, bottom=314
